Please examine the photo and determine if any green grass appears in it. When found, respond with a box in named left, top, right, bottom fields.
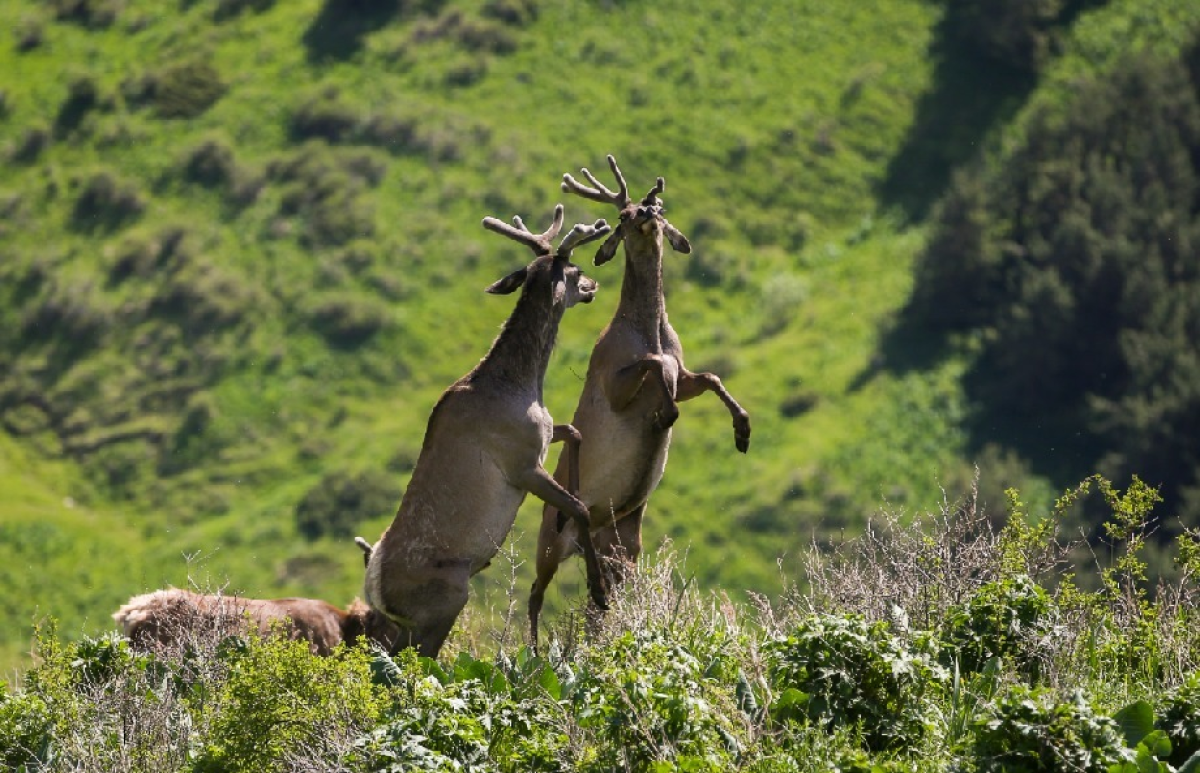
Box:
left=2, top=0, right=1197, bottom=676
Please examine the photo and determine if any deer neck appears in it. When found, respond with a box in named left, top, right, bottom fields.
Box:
left=475, top=290, right=562, bottom=399
left=616, top=243, right=666, bottom=349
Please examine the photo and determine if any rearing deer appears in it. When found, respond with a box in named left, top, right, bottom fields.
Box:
left=363, top=205, right=610, bottom=657
left=529, top=156, right=751, bottom=646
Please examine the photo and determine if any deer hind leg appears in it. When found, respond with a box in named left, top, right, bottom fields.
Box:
left=529, top=504, right=579, bottom=652
left=413, top=565, right=472, bottom=658
left=605, top=354, right=679, bottom=430
left=676, top=368, right=751, bottom=452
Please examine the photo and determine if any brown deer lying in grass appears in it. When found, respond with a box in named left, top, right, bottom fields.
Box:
left=362, top=206, right=611, bottom=657
left=528, top=156, right=751, bottom=647
left=112, top=588, right=400, bottom=655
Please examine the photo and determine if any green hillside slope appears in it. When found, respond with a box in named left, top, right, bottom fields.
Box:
left=2, top=0, right=1197, bottom=674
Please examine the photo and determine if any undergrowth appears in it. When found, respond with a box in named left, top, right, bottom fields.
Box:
left=3, top=475, right=1200, bottom=772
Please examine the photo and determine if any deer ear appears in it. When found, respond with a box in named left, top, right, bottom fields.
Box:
left=485, top=267, right=527, bottom=294
left=594, top=229, right=623, bottom=265
left=663, top=220, right=692, bottom=254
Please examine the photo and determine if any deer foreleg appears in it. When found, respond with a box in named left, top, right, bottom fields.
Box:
left=519, top=467, right=609, bottom=611
left=605, top=354, right=679, bottom=429
left=676, top=369, right=751, bottom=452
left=550, top=423, right=582, bottom=531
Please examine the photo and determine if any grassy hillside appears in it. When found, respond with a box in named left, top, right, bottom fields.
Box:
left=2, top=0, right=1197, bottom=675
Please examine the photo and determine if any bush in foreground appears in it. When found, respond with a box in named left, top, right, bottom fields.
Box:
left=4, top=476, right=1200, bottom=771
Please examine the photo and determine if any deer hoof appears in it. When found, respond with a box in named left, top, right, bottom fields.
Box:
left=734, top=415, right=751, bottom=453
left=653, top=403, right=680, bottom=431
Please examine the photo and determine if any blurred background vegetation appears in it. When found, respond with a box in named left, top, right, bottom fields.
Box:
left=1, top=0, right=1198, bottom=675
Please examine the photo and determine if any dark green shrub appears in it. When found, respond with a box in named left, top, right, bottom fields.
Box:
left=50, top=0, right=122, bottom=28
left=354, top=648, right=570, bottom=772
left=351, top=695, right=491, bottom=771
left=194, top=632, right=386, bottom=772
left=482, top=0, right=538, bottom=26
left=765, top=614, right=947, bottom=752
left=361, top=112, right=419, bottom=153
left=71, top=169, right=146, bottom=231
left=213, top=0, right=275, bottom=20
left=269, top=144, right=382, bottom=246
left=9, top=126, right=48, bottom=164
left=290, top=86, right=361, bottom=143
left=182, top=135, right=238, bottom=188
left=306, top=294, right=391, bottom=347
left=0, top=681, right=53, bottom=771
left=1158, top=671, right=1200, bottom=767
left=153, top=58, right=226, bottom=118
left=22, top=275, right=112, bottom=348
left=411, top=11, right=518, bottom=55
left=971, top=687, right=1134, bottom=772
left=569, top=628, right=746, bottom=771
left=940, top=0, right=1069, bottom=73
left=55, top=75, right=100, bottom=136
left=148, top=258, right=256, bottom=338
left=15, top=17, right=45, bottom=51
left=940, top=574, right=1054, bottom=680
left=302, top=0, right=418, bottom=62
left=106, top=226, right=188, bottom=284
left=294, top=469, right=399, bottom=540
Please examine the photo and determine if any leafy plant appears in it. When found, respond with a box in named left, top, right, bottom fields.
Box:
left=570, top=627, right=746, bottom=771
left=193, top=631, right=386, bottom=772
left=764, top=614, right=947, bottom=752
left=970, top=687, right=1134, bottom=772
left=355, top=648, right=568, bottom=772
left=939, top=574, right=1054, bottom=680
left=1157, top=671, right=1200, bottom=768
left=153, top=58, right=227, bottom=119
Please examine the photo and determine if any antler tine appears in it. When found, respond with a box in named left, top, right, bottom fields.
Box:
left=481, top=204, right=565, bottom=256
left=556, top=218, right=612, bottom=258
left=561, top=154, right=631, bottom=208
left=605, top=154, right=630, bottom=201
left=640, top=176, right=665, bottom=206
left=542, top=202, right=565, bottom=242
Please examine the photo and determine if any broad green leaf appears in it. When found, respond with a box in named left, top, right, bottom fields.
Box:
left=538, top=664, right=561, bottom=701
left=1114, top=700, right=1156, bottom=748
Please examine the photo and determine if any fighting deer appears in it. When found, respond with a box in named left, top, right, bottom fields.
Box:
left=113, top=588, right=400, bottom=655
left=528, top=156, right=751, bottom=647
left=362, top=205, right=611, bottom=657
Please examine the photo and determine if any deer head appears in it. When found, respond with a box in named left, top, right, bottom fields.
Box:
left=481, top=204, right=608, bottom=306
left=561, top=155, right=691, bottom=265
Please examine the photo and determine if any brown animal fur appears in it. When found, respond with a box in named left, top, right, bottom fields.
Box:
left=112, top=589, right=399, bottom=655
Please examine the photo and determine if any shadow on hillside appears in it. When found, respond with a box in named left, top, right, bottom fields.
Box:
left=880, top=0, right=1109, bottom=221
left=877, top=31, right=1035, bottom=222
left=301, top=0, right=407, bottom=62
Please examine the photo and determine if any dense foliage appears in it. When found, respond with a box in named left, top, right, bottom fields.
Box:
left=906, top=33, right=1200, bottom=528
left=3, top=477, right=1200, bottom=771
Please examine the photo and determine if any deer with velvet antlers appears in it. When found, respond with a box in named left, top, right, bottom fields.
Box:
left=362, top=205, right=610, bottom=657
left=528, top=156, right=751, bottom=647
